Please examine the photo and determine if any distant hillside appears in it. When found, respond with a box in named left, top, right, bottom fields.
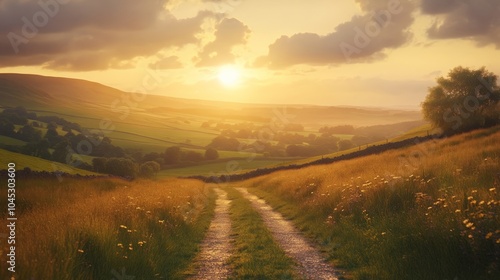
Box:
left=0, top=73, right=425, bottom=176
left=0, top=73, right=422, bottom=127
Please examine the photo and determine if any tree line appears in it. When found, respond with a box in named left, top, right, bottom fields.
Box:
left=0, top=106, right=220, bottom=178
left=206, top=133, right=357, bottom=157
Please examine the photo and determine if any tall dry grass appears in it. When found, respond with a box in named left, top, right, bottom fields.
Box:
left=239, top=126, right=500, bottom=279
left=0, top=177, right=214, bottom=280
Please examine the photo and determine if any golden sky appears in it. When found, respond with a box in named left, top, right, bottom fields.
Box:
left=1, top=0, right=499, bottom=109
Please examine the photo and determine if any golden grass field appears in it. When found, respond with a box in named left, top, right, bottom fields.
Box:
left=0, top=177, right=215, bottom=280
left=1, top=124, right=498, bottom=279
left=236, top=125, right=500, bottom=279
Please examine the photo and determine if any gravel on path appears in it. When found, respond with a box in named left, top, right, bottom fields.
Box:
left=237, top=188, right=339, bottom=280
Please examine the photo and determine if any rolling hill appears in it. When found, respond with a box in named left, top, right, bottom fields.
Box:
left=0, top=73, right=425, bottom=176
left=0, top=73, right=422, bottom=127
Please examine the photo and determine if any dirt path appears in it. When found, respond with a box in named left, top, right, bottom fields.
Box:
left=237, top=188, right=339, bottom=280
left=190, top=188, right=233, bottom=279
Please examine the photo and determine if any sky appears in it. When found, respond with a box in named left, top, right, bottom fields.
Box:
left=1, top=0, right=499, bottom=109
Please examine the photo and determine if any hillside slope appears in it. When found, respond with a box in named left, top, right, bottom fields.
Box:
left=0, top=73, right=424, bottom=175
left=0, top=73, right=422, bottom=127
left=0, top=148, right=98, bottom=175
left=236, top=125, right=500, bottom=279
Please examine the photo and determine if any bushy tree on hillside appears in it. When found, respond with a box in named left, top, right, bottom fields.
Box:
left=52, top=140, right=71, bottom=164
left=204, top=148, right=219, bottom=160
left=2, top=106, right=36, bottom=124
left=17, top=124, right=42, bottom=142
left=21, top=139, right=51, bottom=160
left=35, top=139, right=51, bottom=159
left=207, top=136, right=241, bottom=151
left=338, top=139, right=354, bottom=151
left=164, top=146, right=182, bottom=164
left=0, top=119, right=16, bottom=137
left=44, top=127, right=63, bottom=147
left=422, top=67, right=500, bottom=134
left=105, top=158, right=137, bottom=178
left=139, top=161, right=161, bottom=178
left=92, top=157, right=107, bottom=173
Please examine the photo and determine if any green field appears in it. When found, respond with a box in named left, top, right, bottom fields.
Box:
left=158, top=158, right=292, bottom=177
left=0, top=135, right=26, bottom=146
left=0, top=74, right=424, bottom=177
left=282, top=122, right=434, bottom=167
left=0, top=148, right=98, bottom=175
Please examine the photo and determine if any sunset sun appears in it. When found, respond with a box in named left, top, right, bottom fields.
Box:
left=217, top=65, right=241, bottom=87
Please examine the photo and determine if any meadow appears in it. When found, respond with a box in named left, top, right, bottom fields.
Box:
left=0, top=149, right=98, bottom=175
left=0, top=177, right=215, bottom=280
left=158, top=158, right=291, bottom=178
left=1, top=74, right=424, bottom=179
left=235, top=125, right=500, bottom=279
left=1, top=121, right=498, bottom=279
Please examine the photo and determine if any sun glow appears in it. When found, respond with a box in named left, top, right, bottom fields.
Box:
left=217, top=65, right=241, bottom=87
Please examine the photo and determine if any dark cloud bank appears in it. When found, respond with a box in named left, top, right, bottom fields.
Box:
left=1, top=0, right=499, bottom=71
left=257, top=0, right=500, bottom=69
left=0, top=0, right=220, bottom=70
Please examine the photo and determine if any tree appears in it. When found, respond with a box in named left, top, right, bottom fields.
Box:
left=35, top=139, right=51, bottom=159
left=1, top=107, right=28, bottom=125
left=17, top=124, right=42, bottom=142
left=207, top=136, right=241, bottom=151
left=52, top=141, right=72, bottom=164
left=92, top=157, right=108, bottom=173
left=0, top=119, right=16, bottom=137
left=139, top=161, right=161, bottom=178
left=104, top=158, right=137, bottom=178
left=204, top=148, right=219, bottom=160
left=164, top=146, right=182, bottom=164
left=422, top=67, right=500, bottom=134
left=47, top=122, right=57, bottom=130
left=44, top=127, right=62, bottom=147
left=338, top=139, right=354, bottom=151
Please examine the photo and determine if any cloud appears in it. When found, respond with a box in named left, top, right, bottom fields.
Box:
left=0, top=0, right=217, bottom=71
left=149, top=56, right=183, bottom=70
left=420, top=0, right=458, bottom=15
left=256, top=0, right=415, bottom=69
left=195, top=17, right=250, bottom=66
left=421, top=0, right=500, bottom=48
